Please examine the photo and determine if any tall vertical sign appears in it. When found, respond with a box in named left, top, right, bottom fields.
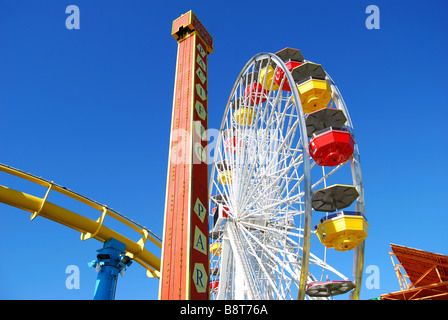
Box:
left=159, top=11, right=213, bottom=300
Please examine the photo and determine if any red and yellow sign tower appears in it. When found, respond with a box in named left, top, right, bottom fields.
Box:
left=159, top=11, right=213, bottom=300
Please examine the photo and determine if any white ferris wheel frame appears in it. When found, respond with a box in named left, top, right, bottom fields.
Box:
left=208, top=52, right=366, bottom=300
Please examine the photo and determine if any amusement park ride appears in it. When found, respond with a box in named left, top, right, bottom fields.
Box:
left=380, top=244, right=448, bottom=300
left=0, top=11, right=368, bottom=300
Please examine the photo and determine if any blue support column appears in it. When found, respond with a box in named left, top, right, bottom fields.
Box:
left=88, top=238, right=132, bottom=300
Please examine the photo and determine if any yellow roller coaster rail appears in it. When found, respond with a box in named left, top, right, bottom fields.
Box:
left=0, top=163, right=161, bottom=278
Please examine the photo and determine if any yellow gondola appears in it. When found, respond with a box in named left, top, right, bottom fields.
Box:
left=217, top=170, right=232, bottom=185
left=296, top=78, right=332, bottom=114
left=210, top=242, right=222, bottom=256
left=259, top=65, right=279, bottom=91
left=233, top=107, right=254, bottom=126
left=315, top=211, right=368, bottom=251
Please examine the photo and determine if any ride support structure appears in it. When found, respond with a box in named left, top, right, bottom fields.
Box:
left=159, top=11, right=213, bottom=300
left=88, top=238, right=133, bottom=300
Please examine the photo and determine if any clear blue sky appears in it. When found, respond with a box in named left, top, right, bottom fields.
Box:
left=0, top=0, right=447, bottom=300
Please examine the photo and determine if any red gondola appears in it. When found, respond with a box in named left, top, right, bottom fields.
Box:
left=210, top=281, right=219, bottom=292
left=224, top=137, right=244, bottom=154
left=244, top=83, right=266, bottom=104
left=274, top=60, right=303, bottom=91
left=212, top=205, right=229, bottom=218
left=309, top=127, right=355, bottom=167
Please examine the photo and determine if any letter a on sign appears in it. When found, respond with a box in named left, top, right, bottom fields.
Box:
left=193, top=226, right=207, bottom=255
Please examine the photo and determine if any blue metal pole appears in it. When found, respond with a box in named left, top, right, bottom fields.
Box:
left=88, top=238, right=132, bottom=300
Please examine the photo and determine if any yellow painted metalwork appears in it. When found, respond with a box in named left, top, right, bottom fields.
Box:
left=259, top=65, right=279, bottom=91
left=30, top=183, right=52, bottom=221
left=0, top=164, right=161, bottom=277
left=233, top=108, right=254, bottom=126
left=217, top=170, right=232, bottom=185
left=296, top=79, right=332, bottom=114
left=80, top=206, right=108, bottom=241
left=315, top=214, right=368, bottom=252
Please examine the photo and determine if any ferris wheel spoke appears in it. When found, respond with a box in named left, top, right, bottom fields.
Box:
left=238, top=229, right=283, bottom=299
left=238, top=140, right=303, bottom=212
left=238, top=223, right=299, bottom=282
left=238, top=227, right=293, bottom=299
left=225, top=222, right=261, bottom=299
left=210, top=179, right=233, bottom=215
left=239, top=220, right=303, bottom=239
left=240, top=194, right=304, bottom=222
left=242, top=159, right=301, bottom=212
left=236, top=104, right=299, bottom=199
left=310, top=162, right=346, bottom=190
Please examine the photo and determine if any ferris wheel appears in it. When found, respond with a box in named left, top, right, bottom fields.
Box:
left=208, top=48, right=367, bottom=300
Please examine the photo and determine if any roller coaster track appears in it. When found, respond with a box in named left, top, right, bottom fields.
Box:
left=0, top=163, right=161, bottom=278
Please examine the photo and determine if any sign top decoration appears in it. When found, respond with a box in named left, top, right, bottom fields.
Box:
left=172, top=10, right=213, bottom=54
